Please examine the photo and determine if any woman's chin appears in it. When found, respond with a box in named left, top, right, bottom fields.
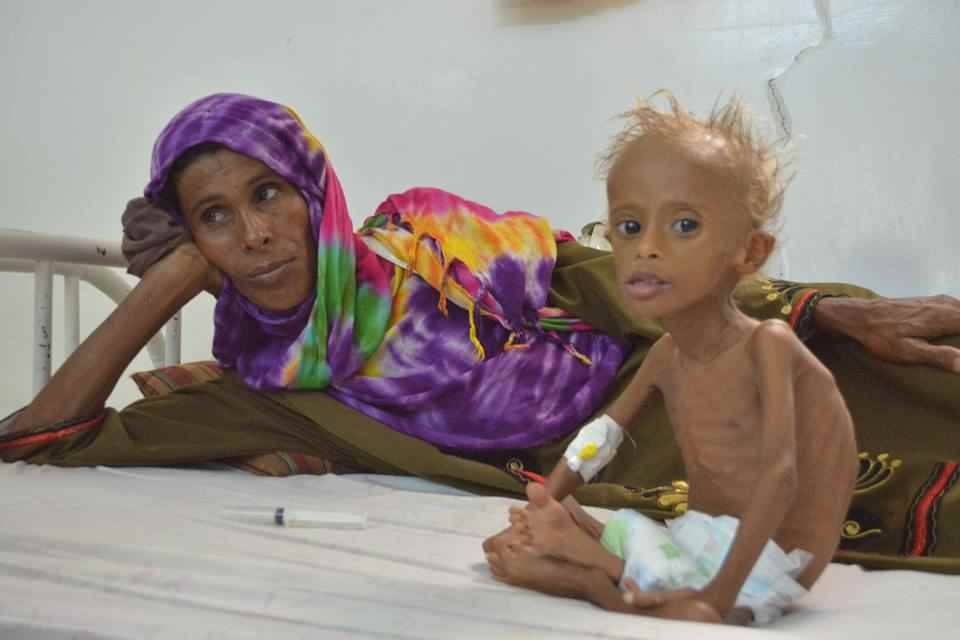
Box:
left=238, top=268, right=314, bottom=311
left=240, top=285, right=313, bottom=312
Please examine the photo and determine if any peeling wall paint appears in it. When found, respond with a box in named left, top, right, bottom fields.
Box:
left=768, top=0, right=834, bottom=141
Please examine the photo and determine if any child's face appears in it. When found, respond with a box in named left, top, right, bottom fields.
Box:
left=606, top=135, right=759, bottom=321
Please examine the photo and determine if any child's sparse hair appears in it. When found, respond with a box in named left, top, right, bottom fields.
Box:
left=599, top=91, right=789, bottom=232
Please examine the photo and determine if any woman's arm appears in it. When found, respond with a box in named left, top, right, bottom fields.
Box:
left=9, top=243, right=211, bottom=435
left=815, top=295, right=960, bottom=373
left=734, top=276, right=960, bottom=373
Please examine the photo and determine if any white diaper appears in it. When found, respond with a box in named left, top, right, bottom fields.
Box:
left=601, top=509, right=812, bottom=625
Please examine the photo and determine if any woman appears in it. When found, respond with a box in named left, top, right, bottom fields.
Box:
left=2, top=94, right=959, bottom=573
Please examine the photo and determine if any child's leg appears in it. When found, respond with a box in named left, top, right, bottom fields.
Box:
left=481, top=522, right=527, bottom=554
left=507, top=490, right=606, bottom=542
left=486, top=488, right=604, bottom=556
left=488, top=546, right=722, bottom=623
left=486, top=545, right=633, bottom=613
left=561, top=495, right=607, bottom=540
left=510, top=483, right=625, bottom=583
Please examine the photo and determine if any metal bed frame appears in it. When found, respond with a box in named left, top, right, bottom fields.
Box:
left=0, top=229, right=181, bottom=398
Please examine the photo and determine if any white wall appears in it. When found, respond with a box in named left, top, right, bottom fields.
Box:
left=2, top=0, right=957, bottom=413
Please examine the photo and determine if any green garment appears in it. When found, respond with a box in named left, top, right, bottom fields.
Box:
left=2, top=243, right=958, bottom=573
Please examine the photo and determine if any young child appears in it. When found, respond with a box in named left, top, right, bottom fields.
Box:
left=485, top=94, right=858, bottom=625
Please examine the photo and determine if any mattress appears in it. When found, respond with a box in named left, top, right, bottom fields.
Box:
left=1, top=462, right=955, bottom=638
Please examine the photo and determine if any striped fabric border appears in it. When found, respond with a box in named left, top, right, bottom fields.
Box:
left=902, top=461, right=960, bottom=556
left=787, top=289, right=817, bottom=329
left=0, top=413, right=105, bottom=452
left=130, top=361, right=223, bottom=398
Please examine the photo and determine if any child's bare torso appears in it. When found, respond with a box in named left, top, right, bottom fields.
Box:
left=656, top=320, right=857, bottom=587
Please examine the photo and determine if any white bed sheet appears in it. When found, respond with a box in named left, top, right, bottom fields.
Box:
left=1, top=462, right=956, bottom=639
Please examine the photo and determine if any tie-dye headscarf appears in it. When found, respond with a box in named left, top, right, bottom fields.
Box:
left=145, top=93, right=392, bottom=390
left=145, top=94, right=629, bottom=450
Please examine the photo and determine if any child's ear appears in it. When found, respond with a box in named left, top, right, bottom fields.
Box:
left=736, top=231, right=776, bottom=275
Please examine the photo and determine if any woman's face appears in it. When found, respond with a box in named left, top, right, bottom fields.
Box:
left=176, top=148, right=316, bottom=311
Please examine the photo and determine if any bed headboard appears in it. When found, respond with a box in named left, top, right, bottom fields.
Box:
left=0, top=229, right=181, bottom=398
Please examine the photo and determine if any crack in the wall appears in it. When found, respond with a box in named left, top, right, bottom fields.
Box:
left=767, top=0, right=834, bottom=140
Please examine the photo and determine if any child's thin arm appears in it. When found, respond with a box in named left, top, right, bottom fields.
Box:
left=543, top=336, right=670, bottom=502
left=700, top=322, right=800, bottom=616
left=605, top=334, right=672, bottom=429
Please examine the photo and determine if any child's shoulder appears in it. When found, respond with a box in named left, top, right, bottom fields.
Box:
left=642, top=332, right=679, bottom=373
left=751, top=318, right=797, bottom=340
left=746, top=319, right=806, bottom=359
left=649, top=332, right=678, bottom=358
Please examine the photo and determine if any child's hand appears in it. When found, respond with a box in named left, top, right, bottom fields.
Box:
left=622, top=579, right=722, bottom=624
left=621, top=579, right=697, bottom=609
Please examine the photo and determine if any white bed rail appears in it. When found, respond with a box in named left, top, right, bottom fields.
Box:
left=0, top=229, right=181, bottom=397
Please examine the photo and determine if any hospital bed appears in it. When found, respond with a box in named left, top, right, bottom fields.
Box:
left=1, top=228, right=956, bottom=639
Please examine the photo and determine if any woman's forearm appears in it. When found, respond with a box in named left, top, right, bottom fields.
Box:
left=813, top=295, right=960, bottom=372
left=11, top=245, right=209, bottom=434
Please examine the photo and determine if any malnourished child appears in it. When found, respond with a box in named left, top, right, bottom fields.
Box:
left=486, top=93, right=858, bottom=625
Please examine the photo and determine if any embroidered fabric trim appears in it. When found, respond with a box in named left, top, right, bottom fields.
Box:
left=0, top=411, right=106, bottom=451
left=902, top=461, right=960, bottom=556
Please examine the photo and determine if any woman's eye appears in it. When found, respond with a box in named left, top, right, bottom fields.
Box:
left=256, top=184, right=280, bottom=202
left=201, top=208, right=228, bottom=225
left=615, top=220, right=642, bottom=236
left=671, top=218, right=699, bottom=234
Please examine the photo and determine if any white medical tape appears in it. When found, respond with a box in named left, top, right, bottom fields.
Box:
left=563, top=414, right=624, bottom=481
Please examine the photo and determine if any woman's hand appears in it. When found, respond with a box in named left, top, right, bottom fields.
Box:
left=122, top=197, right=223, bottom=296
left=165, top=242, right=223, bottom=297
left=815, top=295, right=960, bottom=373
left=148, top=241, right=221, bottom=297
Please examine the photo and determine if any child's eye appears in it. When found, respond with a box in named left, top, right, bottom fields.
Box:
left=256, top=184, right=280, bottom=202
left=201, top=208, right=228, bottom=226
left=615, top=220, right=642, bottom=236
left=671, top=218, right=699, bottom=234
